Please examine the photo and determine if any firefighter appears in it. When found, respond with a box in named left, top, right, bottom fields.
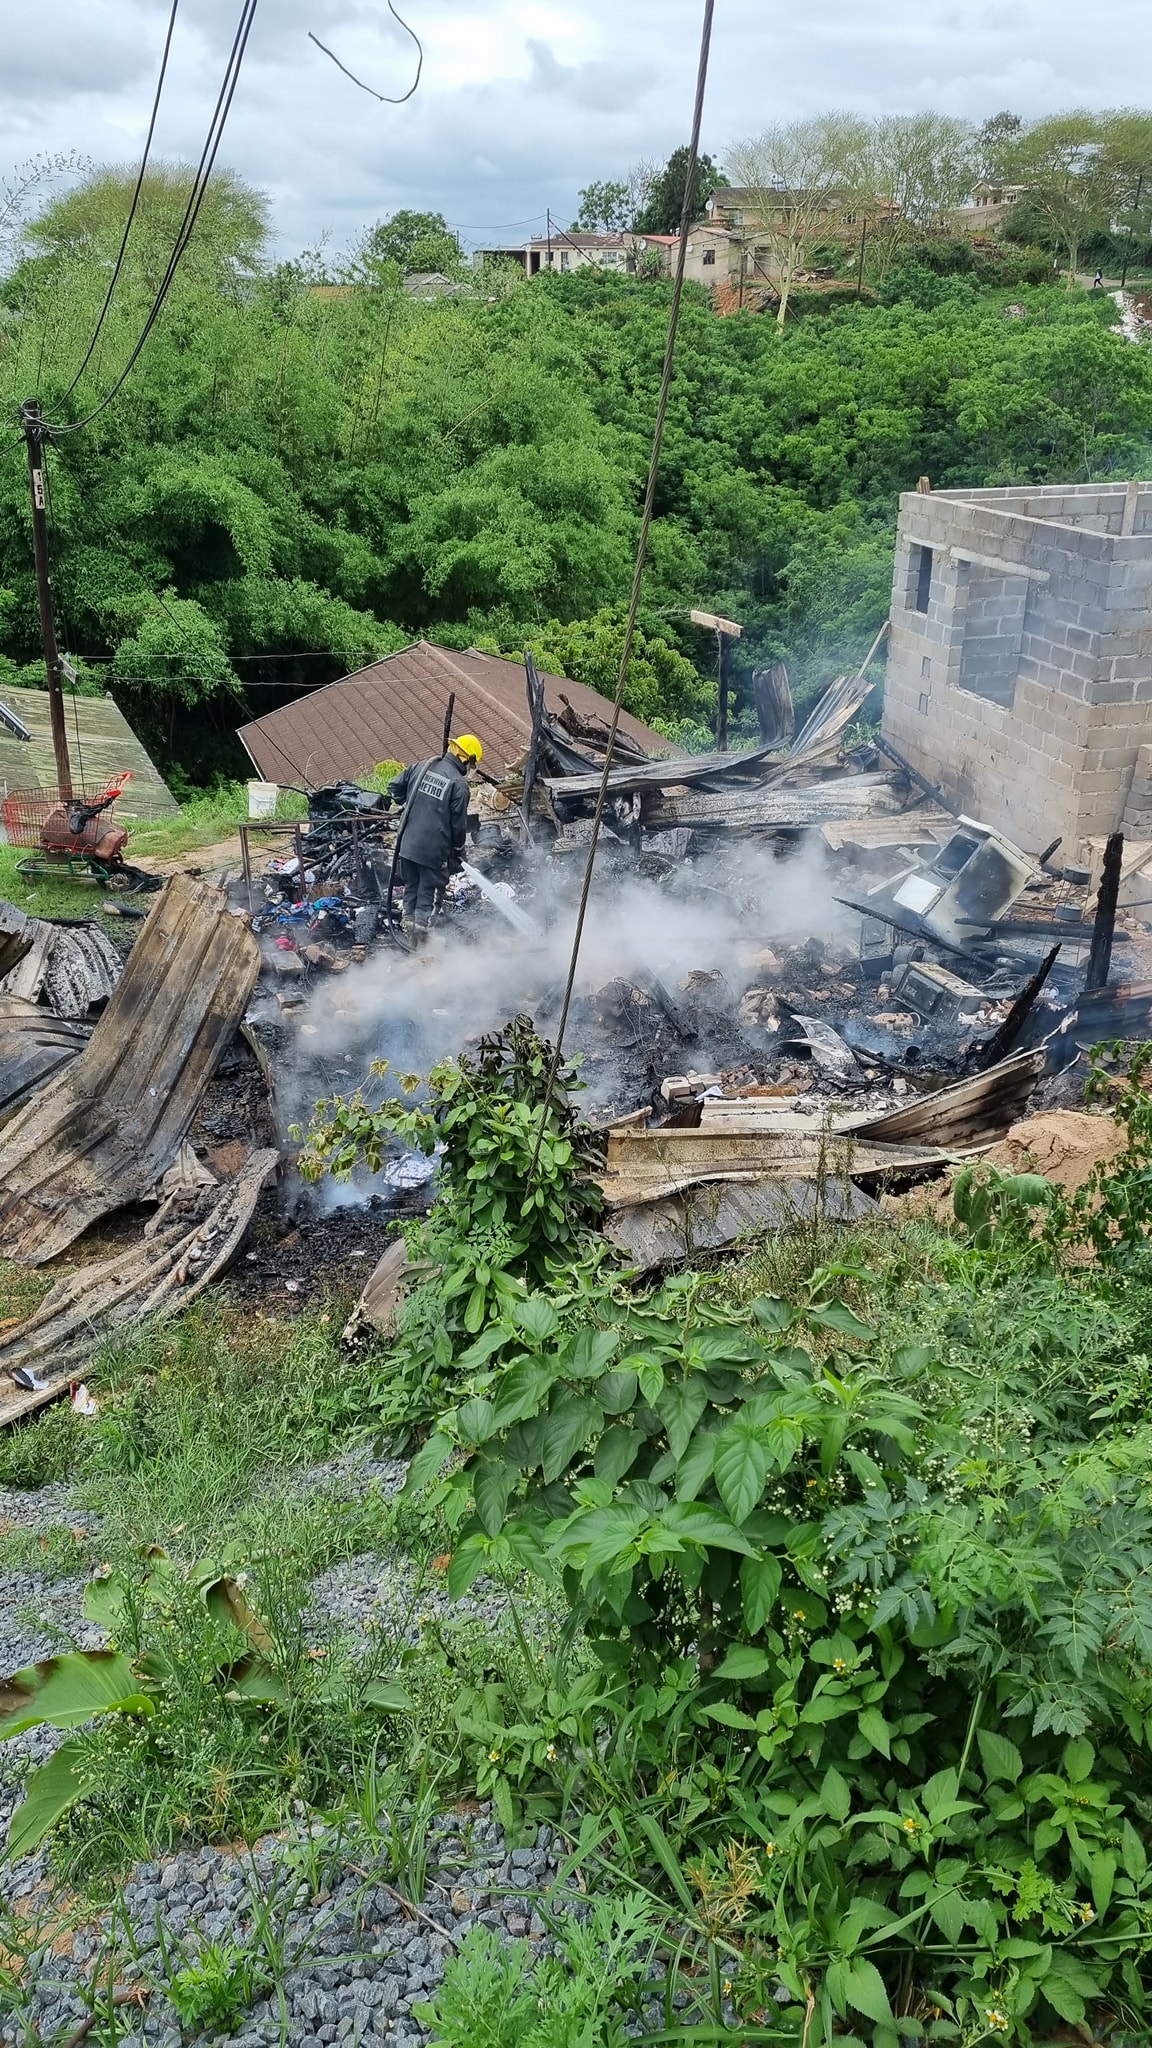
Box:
left=388, top=735, right=483, bottom=943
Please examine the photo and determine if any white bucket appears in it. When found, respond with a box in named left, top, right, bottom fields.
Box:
left=247, top=781, right=278, bottom=820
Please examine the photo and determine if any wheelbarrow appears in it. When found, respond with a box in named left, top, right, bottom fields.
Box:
left=1, top=773, right=161, bottom=892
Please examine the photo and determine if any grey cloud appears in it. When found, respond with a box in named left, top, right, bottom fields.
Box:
left=1, top=0, right=1148, bottom=256
left=525, top=37, right=657, bottom=114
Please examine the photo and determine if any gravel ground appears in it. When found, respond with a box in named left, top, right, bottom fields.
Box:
left=0, top=1471, right=579, bottom=2048
left=0, top=1810, right=577, bottom=2048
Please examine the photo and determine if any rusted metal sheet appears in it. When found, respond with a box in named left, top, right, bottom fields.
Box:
left=604, top=1175, right=874, bottom=1271
left=0, top=876, right=260, bottom=1265
left=844, top=1048, right=1044, bottom=1150
left=0, top=1149, right=278, bottom=1426
left=0, top=996, right=90, bottom=1120
left=600, top=1124, right=951, bottom=1208
left=343, top=1236, right=409, bottom=1345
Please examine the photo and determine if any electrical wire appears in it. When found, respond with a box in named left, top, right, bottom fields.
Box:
left=446, top=214, right=548, bottom=232
left=308, top=2, right=422, bottom=104
left=58, top=0, right=181, bottom=403
left=528, top=0, right=716, bottom=1183
left=38, top=0, right=260, bottom=437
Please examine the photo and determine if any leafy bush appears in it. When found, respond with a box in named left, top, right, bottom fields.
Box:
left=166, top=1939, right=270, bottom=2033
left=402, top=1245, right=1152, bottom=2042
left=300, top=1019, right=607, bottom=1441
left=417, top=1895, right=666, bottom=2048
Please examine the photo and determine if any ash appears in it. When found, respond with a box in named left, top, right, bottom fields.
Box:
left=256, top=825, right=1074, bottom=1194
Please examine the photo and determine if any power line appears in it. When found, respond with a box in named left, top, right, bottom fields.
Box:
left=447, top=214, right=548, bottom=233
left=529, top=0, right=716, bottom=1181
left=58, top=0, right=181, bottom=403
left=38, top=0, right=259, bottom=437
left=308, top=2, right=422, bottom=105
left=74, top=647, right=379, bottom=664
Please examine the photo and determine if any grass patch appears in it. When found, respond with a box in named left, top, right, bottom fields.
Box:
left=0, top=1256, right=55, bottom=1325
left=0, top=843, right=113, bottom=919
left=0, top=1303, right=388, bottom=1550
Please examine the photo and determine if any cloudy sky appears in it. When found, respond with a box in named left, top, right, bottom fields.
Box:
left=3, top=0, right=1149, bottom=257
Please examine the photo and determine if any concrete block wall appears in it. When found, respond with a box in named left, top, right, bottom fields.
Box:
left=882, top=482, right=1152, bottom=851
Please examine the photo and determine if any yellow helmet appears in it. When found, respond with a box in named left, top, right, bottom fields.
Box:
left=450, top=733, right=483, bottom=763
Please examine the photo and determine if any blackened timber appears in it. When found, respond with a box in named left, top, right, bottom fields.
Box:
left=873, top=734, right=963, bottom=817
left=976, top=943, right=1061, bottom=1069
left=1086, top=831, right=1123, bottom=991
left=543, top=742, right=786, bottom=808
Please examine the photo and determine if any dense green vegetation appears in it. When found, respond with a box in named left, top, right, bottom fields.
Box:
left=3, top=166, right=1152, bottom=781
left=8, top=1034, right=1152, bottom=2042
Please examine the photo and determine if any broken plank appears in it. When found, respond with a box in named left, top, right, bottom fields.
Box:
left=604, top=1175, right=876, bottom=1271
left=599, top=1126, right=952, bottom=1208
left=0, top=1150, right=278, bottom=1426
left=641, top=774, right=898, bottom=835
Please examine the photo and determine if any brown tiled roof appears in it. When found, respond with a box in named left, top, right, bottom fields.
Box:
left=236, top=642, right=667, bottom=787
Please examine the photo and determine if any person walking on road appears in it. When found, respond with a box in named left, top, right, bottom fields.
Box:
left=387, top=735, right=482, bottom=945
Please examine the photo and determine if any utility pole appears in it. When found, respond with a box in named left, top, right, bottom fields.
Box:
left=20, top=400, right=72, bottom=798
left=690, top=608, right=743, bottom=753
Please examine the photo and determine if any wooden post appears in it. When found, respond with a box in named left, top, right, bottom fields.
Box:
left=20, top=400, right=71, bottom=798
left=1086, top=831, right=1123, bottom=991
left=716, top=629, right=727, bottom=752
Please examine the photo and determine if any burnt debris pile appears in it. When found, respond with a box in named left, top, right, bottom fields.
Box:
left=4, top=656, right=1152, bottom=1412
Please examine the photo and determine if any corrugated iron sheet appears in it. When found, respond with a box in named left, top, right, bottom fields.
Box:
left=237, top=642, right=665, bottom=787
left=0, top=996, right=90, bottom=1120
left=0, top=877, right=260, bottom=1264
left=0, top=1149, right=278, bottom=1426
left=844, top=1048, right=1045, bottom=1149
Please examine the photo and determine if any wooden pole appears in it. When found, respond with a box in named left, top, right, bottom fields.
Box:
left=20, top=400, right=71, bottom=798
left=716, top=628, right=727, bottom=752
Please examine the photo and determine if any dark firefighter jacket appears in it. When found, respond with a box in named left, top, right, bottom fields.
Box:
left=388, top=753, right=469, bottom=871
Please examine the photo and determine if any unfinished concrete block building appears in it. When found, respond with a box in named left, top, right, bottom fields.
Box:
left=881, top=481, right=1152, bottom=855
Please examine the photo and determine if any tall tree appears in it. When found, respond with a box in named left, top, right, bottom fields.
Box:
left=977, top=111, right=1023, bottom=183
left=725, top=114, right=868, bottom=327
left=1100, top=111, right=1152, bottom=278
left=1001, top=113, right=1120, bottom=284
left=855, top=114, right=977, bottom=278
left=634, top=147, right=726, bottom=233
left=25, top=163, right=268, bottom=292
left=571, top=181, right=631, bottom=233
left=354, top=209, right=462, bottom=278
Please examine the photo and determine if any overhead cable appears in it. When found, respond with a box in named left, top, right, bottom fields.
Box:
left=37, top=0, right=260, bottom=437
left=528, top=0, right=717, bottom=1181
left=59, top=0, right=181, bottom=402
left=308, top=2, right=422, bottom=104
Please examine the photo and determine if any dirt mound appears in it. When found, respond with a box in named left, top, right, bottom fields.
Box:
left=985, top=1108, right=1125, bottom=1193
left=883, top=1108, right=1124, bottom=1225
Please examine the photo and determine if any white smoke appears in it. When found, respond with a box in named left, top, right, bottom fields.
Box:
left=284, top=833, right=861, bottom=1117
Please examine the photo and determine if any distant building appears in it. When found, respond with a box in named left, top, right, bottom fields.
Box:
left=472, top=231, right=675, bottom=277
left=951, top=182, right=1028, bottom=233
